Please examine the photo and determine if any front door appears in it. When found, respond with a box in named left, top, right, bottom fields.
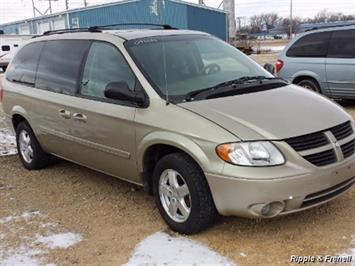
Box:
left=66, top=41, right=139, bottom=182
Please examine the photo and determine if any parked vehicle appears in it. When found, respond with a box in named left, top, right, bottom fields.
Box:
left=276, top=25, right=355, bottom=99
left=1, top=27, right=354, bottom=234
left=0, top=35, right=33, bottom=72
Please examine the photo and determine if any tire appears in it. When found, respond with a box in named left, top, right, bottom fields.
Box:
left=153, top=152, right=217, bottom=234
left=297, top=79, right=321, bottom=93
left=16, top=121, right=51, bottom=170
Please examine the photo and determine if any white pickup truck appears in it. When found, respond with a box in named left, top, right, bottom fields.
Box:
left=0, top=35, right=33, bottom=72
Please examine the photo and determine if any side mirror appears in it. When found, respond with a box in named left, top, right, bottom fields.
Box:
left=104, top=81, right=147, bottom=107
left=263, top=63, right=275, bottom=74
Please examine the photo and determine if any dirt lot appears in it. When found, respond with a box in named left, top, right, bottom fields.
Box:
left=0, top=60, right=355, bottom=265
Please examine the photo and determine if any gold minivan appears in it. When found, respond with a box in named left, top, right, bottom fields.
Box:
left=1, top=27, right=354, bottom=234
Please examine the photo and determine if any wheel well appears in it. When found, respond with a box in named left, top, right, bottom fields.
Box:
left=141, top=144, right=195, bottom=194
left=293, top=76, right=319, bottom=87
left=12, top=114, right=28, bottom=130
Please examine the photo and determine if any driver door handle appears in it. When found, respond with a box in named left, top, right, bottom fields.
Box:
left=73, top=113, right=87, bottom=122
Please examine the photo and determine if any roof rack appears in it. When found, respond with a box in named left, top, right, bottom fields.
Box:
left=89, top=23, right=178, bottom=31
left=39, top=23, right=177, bottom=37
left=43, top=27, right=101, bottom=36
left=305, top=23, right=354, bottom=32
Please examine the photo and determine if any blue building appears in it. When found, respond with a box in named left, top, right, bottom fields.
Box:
left=0, top=0, right=228, bottom=40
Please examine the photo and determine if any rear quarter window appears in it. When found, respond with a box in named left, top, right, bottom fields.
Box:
left=35, top=40, right=90, bottom=95
left=286, top=32, right=331, bottom=58
left=328, top=29, right=355, bottom=58
left=6, top=42, right=44, bottom=86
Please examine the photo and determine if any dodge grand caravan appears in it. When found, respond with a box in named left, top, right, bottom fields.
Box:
left=1, top=27, right=354, bottom=234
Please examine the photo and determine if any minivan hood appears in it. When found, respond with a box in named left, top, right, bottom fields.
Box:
left=179, top=85, right=351, bottom=140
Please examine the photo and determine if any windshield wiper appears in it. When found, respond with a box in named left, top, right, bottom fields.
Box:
left=185, top=76, right=283, bottom=101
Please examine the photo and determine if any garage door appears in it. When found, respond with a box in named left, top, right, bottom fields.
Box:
left=37, top=21, right=50, bottom=34
left=19, top=24, right=30, bottom=34
left=53, top=18, right=66, bottom=30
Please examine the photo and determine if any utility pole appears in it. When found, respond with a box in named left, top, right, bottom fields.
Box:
left=31, top=0, right=36, bottom=17
left=84, top=0, right=88, bottom=7
left=289, top=0, right=293, bottom=39
left=65, top=0, right=69, bottom=10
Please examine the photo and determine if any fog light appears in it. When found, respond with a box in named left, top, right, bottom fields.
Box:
left=261, top=204, right=271, bottom=216
left=250, top=201, right=285, bottom=217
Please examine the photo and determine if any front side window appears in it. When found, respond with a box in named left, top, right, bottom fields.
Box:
left=80, top=42, right=135, bottom=99
left=328, top=30, right=355, bottom=58
left=36, top=40, right=90, bottom=94
left=286, top=32, right=331, bottom=58
left=125, top=35, right=272, bottom=100
left=1, top=45, right=10, bottom=51
left=6, top=42, right=44, bottom=85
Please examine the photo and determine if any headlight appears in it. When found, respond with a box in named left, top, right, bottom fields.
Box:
left=216, top=141, right=285, bottom=166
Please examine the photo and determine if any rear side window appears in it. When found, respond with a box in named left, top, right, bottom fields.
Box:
left=1, top=45, right=10, bottom=51
left=36, top=40, right=90, bottom=94
left=286, top=32, right=331, bottom=58
left=328, top=30, right=355, bottom=58
left=6, top=42, right=44, bottom=85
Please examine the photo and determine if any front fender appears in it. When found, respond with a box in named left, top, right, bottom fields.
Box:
left=137, top=131, right=224, bottom=174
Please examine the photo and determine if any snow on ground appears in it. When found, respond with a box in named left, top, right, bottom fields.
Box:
left=36, top=233, right=83, bottom=250
left=0, top=210, right=82, bottom=266
left=259, top=46, right=285, bottom=53
left=0, top=117, right=17, bottom=157
left=125, top=231, right=234, bottom=265
left=340, top=235, right=355, bottom=258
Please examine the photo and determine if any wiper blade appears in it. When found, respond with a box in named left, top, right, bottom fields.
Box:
left=185, top=76, right=283, bottom=101
left=215, top=76, right=281, bottom=88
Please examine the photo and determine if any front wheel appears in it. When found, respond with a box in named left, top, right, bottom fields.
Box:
left=153, top=153, right=217, bottom=234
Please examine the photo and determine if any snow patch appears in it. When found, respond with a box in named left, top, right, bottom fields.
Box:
left=36, top=232, right=83, bottom=249
left=150, top=0, right=158, bottom=16
left=0, top=211, right=82, bottom=266
left=0, top=127, right=17, bottom=157
left=126, top=231, right=234, bottom=265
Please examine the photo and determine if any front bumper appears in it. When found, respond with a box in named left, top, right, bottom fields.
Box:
left=205, top=154, right=355, bottom=218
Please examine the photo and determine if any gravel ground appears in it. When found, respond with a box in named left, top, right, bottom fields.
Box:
left=1, top=61, right=355, bottom=265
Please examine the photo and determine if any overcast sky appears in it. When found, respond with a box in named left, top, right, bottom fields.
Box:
left=1, top=0, right=355, bottom=24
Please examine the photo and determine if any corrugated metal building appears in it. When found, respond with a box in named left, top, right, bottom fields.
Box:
left=0, top=0, right=228, bottom=40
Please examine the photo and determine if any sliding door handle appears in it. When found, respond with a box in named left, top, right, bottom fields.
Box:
left=59, top=109, right=71, bottom=119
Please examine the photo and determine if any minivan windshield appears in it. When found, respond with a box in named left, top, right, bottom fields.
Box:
left=125, top=35, right=275, bottom=101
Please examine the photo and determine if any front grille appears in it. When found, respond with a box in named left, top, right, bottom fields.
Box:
left=341, top=139, right=355, bottom=159
left=286, top=132, right=329, bottom=152
left=301, top=177, right=355, bottom=208
left=303, top=149, right=337, bottom=167
left=285, top=121, right=355, bottom=167
left=330, top=121, right=353, bottom=141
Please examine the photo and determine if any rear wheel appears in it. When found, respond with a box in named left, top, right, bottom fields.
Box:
left=297, top=78, right=321, bottom=93
left=153, top=152, right=217, bottom=234
left=16, top=122, right=51, bottom=170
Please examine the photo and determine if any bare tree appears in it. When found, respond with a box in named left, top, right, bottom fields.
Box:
left=281, top=17, right=301, bottom=37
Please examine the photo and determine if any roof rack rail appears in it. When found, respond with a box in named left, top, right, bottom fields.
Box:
left=88, top=23, right=178, bottom=31
left=42, top=27, right=101, bottom=36
left=305, top=23, right=354, bottom=32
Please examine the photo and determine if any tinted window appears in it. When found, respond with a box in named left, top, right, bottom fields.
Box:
left=286, top=32, right=331, bottom=58
left=1, top=45, right=10, bottom=51
left=36, top=40, right=90, bottom=94
left=80, top=42, right=135, bottom=99
left=328, top=30, right=355, bottom=58
left=6, top=42, right=44, bottom=85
